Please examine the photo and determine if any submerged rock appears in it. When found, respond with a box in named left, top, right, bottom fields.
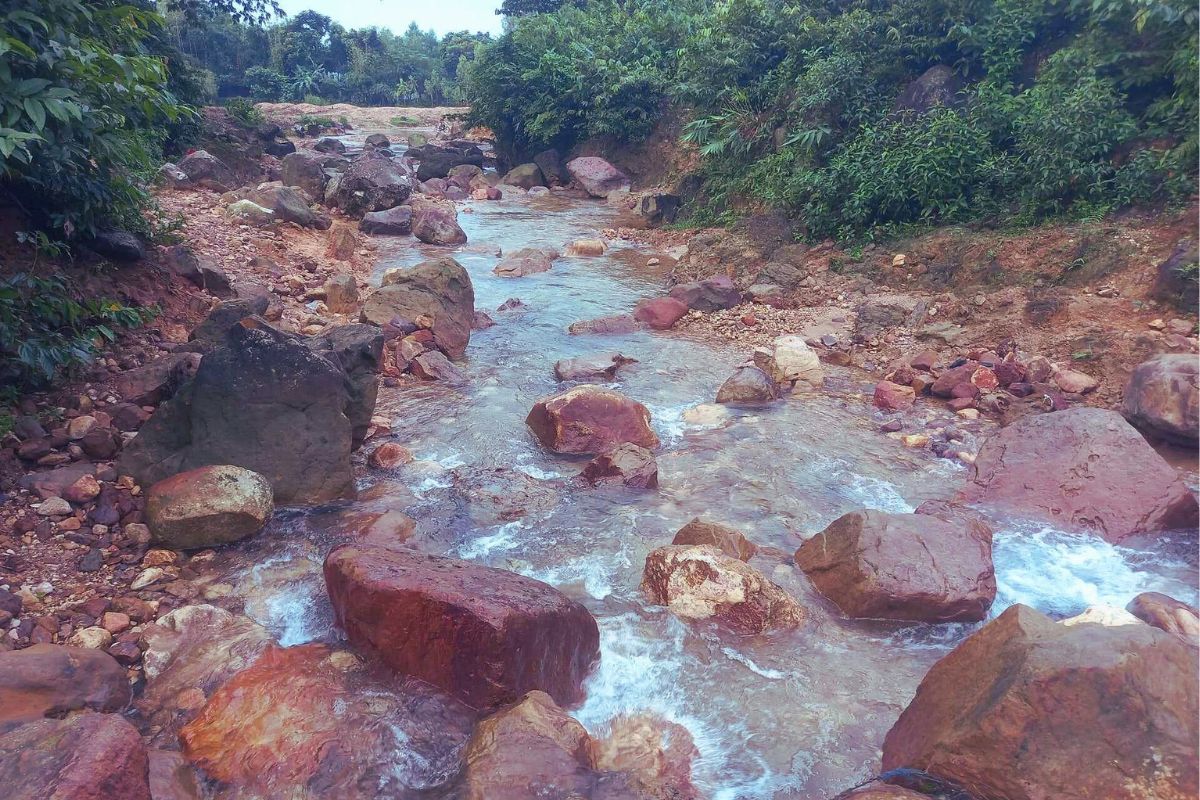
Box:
left=958, top=407, right=1198, bottom=542
left=324, top=544, right=600, bottom=709
left=794, top=508, right=996, bottom=622
left=642, top=544, right=805, bottom=634
left=882, top=604, right=1199, bottom=800
left=579, top=443, right=659, bottom=489
left=553, top=353, right=636, bottom=382
left=527, top=386, right=659, bottom=454
left=0, top=712, right=151, bottom=800
left=568, top=314, right=640, bottom=335
left=1122, top=353, right=1199, bottom=443
left=0, top=644, right=130, bottom=733
left=144, top=465, right=273, bottom=550
left=494, top=247, right=559, bottom=277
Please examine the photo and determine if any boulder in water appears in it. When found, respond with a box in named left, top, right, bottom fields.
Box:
left=568, top=314, right=640, bottom=335
left=716, top=365, right=777, bottom=405
left=642, top=544, right=805, bottom=634
left=669, top=276, right=741, bottom=312
left=330, top=151, right=413, bottom=217
left=633, top=297, right=688, bottom=330
left=412, top=199, right=468, bottom=246
left=527, top=385, right=659, bottom=454
left=0, top=712, right=151, bottom=800
left=554, top=353, right=636, bottom=383
left=324, top=544, right=600, bottom=709
left=358, top=205, right=413, bottom=236
left=361, top=257, right=474, bottom=359
left=772, top=335, right=823, bottom=388
left=502, top=163, right=546, bottom=189
left=671, top=518, right=757, bottom=561
left=494, top=247, right=558, bottom=277
left=881, top=603, right=1199, bottom=800
left=1122, top=353, right=1199, bottom=444
left=1126, top=591, right=1199, bottom=640
left=579, top=443, right=658, bottom=489
left=565, top=156, right=630, bottom=197
left=794, top=508, right=996, bottom=622
left=144, top=465, right=273, bottom=550
left=958, top=407, right=1198, bottom=542
left=0, top=644, right=130, bottom=733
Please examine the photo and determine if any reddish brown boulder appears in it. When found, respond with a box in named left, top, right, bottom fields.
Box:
left=527, top=386, right=659, bottom=455
left=412, top=200, right=468, bottom=245
left=882, top=604, right=1199, bottom=800
left=642, top=545, right=804, bottom=634
left=0, top=644, right=131, bottom=733
left=958, top=407, right=1198, bottom=542
left=324, top=544, right=600, bottom=709
left=633, top=297, right=688, bottom=330
left=579, top=443, right=659, bottom=489
left=144, top=464, right=273, bottom=550
left=671, top=518, right=757, bottom=561
left=0, top=712, right=151, bottom=800
left=181, top=644, right=474, bottom=797
left=930, top=361, right=978, bottom=397
left=565, top=156, right=630, bottom=197
left=1122, top=354, right=1199, bottom=444
left=147, top=751, right=202, bottom=800
left=794, top=509, right=995, bottom=622
left=1126, top=591, right=1199, bottom=640
left=873, top=381, right=916, bottom=412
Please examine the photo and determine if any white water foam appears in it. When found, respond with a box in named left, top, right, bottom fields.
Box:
left=992, top=519, right=1198, bottom=617
left=456, top=520, right=527, bottom=560
left=243, top=555, right=323, bottom=646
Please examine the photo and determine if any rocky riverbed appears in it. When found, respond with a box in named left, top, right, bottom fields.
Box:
left=0, top=108, right=1196, bottom=800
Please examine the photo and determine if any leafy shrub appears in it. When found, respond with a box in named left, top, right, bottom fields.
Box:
left=0, top=273, right=155, bottom=388
left=224, top=97, right=264, bottom=126
left=301, top=94, right=328, bottom=106
left=244, top=65, right=287, bottom=102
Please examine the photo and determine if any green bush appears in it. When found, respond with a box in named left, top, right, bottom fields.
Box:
left=244, top=65, right=287, bottom=102
left=0, top=272, right=155, bottom=388
left=223, top=96, right=263, bottom=126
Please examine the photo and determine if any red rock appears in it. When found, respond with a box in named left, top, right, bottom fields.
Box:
left=565, top=156, right=630, bottom=197
left=946, top=397, right=975, bottom=411
left=642, top=545, right=805, bottom=634
left=1053, top=368, right=1098, bottom=394
left=62, top=474, right=102, bottom=504
left=1122, top=354, right=1199, bottom=443
left=526, top=386, right=659, bottom=454
left=740, top=313, right=757, bottom=327
left=588, top=714, right=700, bottom=799
left=368, top=442, right=412, bottom=469
left=993, top=359, right=1026, bottom=386
left=1126, top=591, right=1199, bottom=640
left=930, top=362, right=978, bottom=397
left=410, top=350, right=467, bottom=383
left=949, top=381, right=979, bottom=399
left=671, top=518, right=757, bottom=561
left=0, top=644, right=131, bottom=733
left=959, top=407, right=1198, bottom=542
left=0, top=712, right=151, bottom=800
left=873, top=381, right=916, bottom=412
left=633, top=297, right=688, bottom=330
left=148, top=750, right=201, bottom=800
left=794, top=509, right=995, bottom=622
left=882, top=604, right=1199, bottom=800
left=970, top=366, right=998, bottom=388
left=324, top=544, right=600, bottom=709
left=909, top=350, right=939, bottom=372
left=579, top=443, right=658, bottom=489
left=144, top=465, right=273, bottom=550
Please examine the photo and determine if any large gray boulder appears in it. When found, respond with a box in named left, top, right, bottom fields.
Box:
left=279, top=151, right=328, bottom=201
left=330, top=151, right=413, bottom=217
left=247, top=182, right=328, bottom=229
left=360, top=257, right=474, bottom=359
left=118, top=323, right=381, bottom=505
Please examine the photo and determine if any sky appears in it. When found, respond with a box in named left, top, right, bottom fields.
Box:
left=273, top=0, right=505, bottom=36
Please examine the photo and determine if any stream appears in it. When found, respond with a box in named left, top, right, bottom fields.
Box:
left=207, top=140, right=1199, bottom=799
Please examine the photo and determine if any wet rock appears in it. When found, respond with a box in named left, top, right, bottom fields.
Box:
left=566, top=238, right=607, bottom=256
left=882, top=604, right=1199, bottom=800
left=527, top=385, right=659, bottom=454
left=958, top=407, right=1198, bottom=543
left=566, top=156, right=630, bottom=198
left=633, top=297, right=688, bottom=330
left=331, top=151, right=413, bottom=217
left=180, top=643, right=473, bottom=797
left=795, top=508, right=996, bottom=622
left=841, top=783, right=930, bottom=799
left=1126, top=591, right=1199, bottom=640
left=144, top=465, right=272, bottom=550
left=671, top=518, right=757, bottom=561
left=412, top=199, right=468, bottom=246
left=361, top=257, right=475, bottom=359
left=368, top=442, right=412, bottom=470
left=279, top=151, right=328, bottom=200
left=411, top=350, right=467, bottom=384
left=139, top=605, right=272, bottom=741
left=1122, top=353, right=1199, bottom=443
left=494, top=247, right=558, bottom=277
left=642, top=544, right=805, bottom=634
left=772, top=335, right=823, bottom=388
left=554, top=353, right=635, bottom=382
left=874, top=381, right=916, bottom=412
left=568, top=314, right=640, bottom=335
left=0, top=644, right=131, bottom=732
left=669, top=275, right=741, bottom=311
left=324, top=544, right=600, bottom=709
left=0, top=712, right=151, bottom=800
left=473, top=310, right=496, bottom=329
left=588, top=714, right=700, bottom=800
left=716, top=365, right=777, bottom=405
left=579, top=443, right=658, bottom=489
left=461, top=690, right=595, bottom=800
left=359, top=205, right=413, bottom=235
left=502, top=163, right=545, bottom=189
left=118, top=324, right=359, bottom=505
left=148, top=750, right=202, bottom=800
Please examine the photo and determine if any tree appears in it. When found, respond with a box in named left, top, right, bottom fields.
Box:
left=497, top=0, right=582, bottom=17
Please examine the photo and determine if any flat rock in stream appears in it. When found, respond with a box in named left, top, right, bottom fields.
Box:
left=324, top=544, right=600, bottom=709
left=554, top=353, right=636, bottom=382
left=527, top=386, right=659, bottom=454
left=494, top=247, right=559, bottom=277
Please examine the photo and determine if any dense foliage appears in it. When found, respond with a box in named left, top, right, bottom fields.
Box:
left=169, top=9, right=491, bottom=106
left=465, top=0, right=1199, bottom=239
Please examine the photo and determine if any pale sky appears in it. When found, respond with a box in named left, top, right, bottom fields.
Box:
left=273, top=0, right=505, bottom=36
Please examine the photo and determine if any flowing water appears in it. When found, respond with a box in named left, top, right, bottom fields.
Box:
left=211, top=175, right=1198, bottom=798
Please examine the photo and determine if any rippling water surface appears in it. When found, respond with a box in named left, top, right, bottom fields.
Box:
left=220, top=187, right=1198, bottom=799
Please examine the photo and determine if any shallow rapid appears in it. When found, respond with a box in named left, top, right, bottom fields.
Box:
left=218, top=186, right=1198, bottom=798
